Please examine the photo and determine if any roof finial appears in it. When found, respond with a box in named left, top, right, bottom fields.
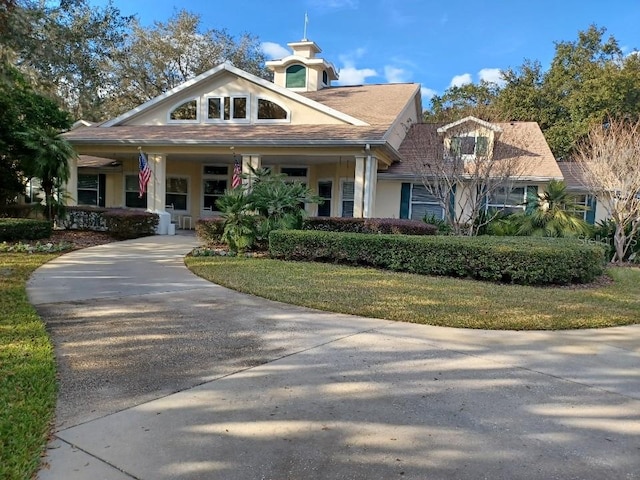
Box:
left=302, top=11, right=308, bottom=41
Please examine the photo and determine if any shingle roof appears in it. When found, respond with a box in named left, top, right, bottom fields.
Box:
left=385, top=121, right=562, bottom=180
left=63, top=124, right=389, bottom=145
left=557, top=162, right=587, bottom=189
left=301, top=83, right=420, bottom=126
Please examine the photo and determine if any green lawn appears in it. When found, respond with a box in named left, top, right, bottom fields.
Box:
left=186, top=256, right=640, bottom=330
left=0, top=254, right=57, bottom=480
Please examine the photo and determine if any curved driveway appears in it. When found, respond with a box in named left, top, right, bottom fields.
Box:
left=29, top=234, right=640, bottom=480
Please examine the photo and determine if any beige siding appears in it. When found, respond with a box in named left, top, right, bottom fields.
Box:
left=374, top=181, right=402, bottom=218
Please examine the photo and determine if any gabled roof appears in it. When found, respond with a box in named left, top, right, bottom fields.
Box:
left=436, top=116, right=503, bottom=136
left=101, top=62, right=368, bottom=127
left=385, top=121, right=562, bottom=180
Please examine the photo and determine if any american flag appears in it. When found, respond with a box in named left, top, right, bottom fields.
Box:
left=231, top=156, right=242, bottom=189
left=138, top=151, right=151, bottom=198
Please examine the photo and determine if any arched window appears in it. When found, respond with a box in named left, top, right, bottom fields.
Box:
left=169, top=99, right=198, bottom=120
left=322, top=70, right=328, bottom=85
left=286, top=64, right=306, bottom=88
left=257, top=99, right=288, bottom=120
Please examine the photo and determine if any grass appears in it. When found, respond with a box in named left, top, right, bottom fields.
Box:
left=0, top=253, right=57, bottom=480
left=186, top=256, right=640, bottom=330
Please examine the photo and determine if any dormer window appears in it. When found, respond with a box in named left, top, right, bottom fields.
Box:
left=169, top=99, right=198, bottom=121
left=450, top=135, right=489, bottom=158
left=286, top=64, right=306, bottom=88
left=322, top=70, right=328, bottom=86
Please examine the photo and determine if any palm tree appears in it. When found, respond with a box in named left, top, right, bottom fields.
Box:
left=18, top=127, right=77, bottom=220
left=517, top=179, right=591, bottom=237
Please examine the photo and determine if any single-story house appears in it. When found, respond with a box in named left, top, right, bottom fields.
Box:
left=62, top=37, right=584, bottom=233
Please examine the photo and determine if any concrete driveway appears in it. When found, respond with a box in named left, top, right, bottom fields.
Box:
left=28, top=234, right=640, bottom=479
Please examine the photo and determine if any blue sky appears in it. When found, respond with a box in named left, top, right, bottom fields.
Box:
left=94, top=0, right=640, bottom=106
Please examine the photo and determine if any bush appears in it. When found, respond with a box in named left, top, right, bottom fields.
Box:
left=590, top=219, right=640, bottom=263
left=57, top=206, right=108, bottom=231
left=269, top=230, right=606, bottom=285
left=196, top=217, right=225, bottom=244
left=103, top=210, right=158, bottom=240
left=302, top=217, right=437, bottom=236
left=0, top=204, right=41, bottom=219
left=0, top=218, right=52, bottom=241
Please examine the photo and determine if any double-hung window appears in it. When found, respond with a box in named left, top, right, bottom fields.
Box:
left=166, top=177, right=188, bottom=211
left=203, top=165, right=228, bottom=212
left=77, top=174, right=105, bottom=207
left=486, top=186, right=526, bottom=214
left=341, top=180, right=355, bottom=217
left=317, top=180, right=333, bottom=217
left=410, top=184, right=444, bottom=220
left=125, top=175, right=146, bottom=208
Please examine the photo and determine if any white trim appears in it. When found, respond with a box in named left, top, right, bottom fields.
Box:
left=254, top=96, right=291, bottom=124
left=409, top=183, right=444, bottom=221
left=102, top=62, right=367, bottom=128
left=437, top=116, right=502, bottom=134
left=317, top=178, right=334, bottom=217
left=165, top=175, right=190, bottom=213
left=339, top=178, right=355, bottom=217
left=202, top=164, right=230, bottom=215
left=203, top=95, right=250, bottom=124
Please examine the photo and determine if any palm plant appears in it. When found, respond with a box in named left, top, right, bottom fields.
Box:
left=215, top=188, right=256, bottom=253
left=517, top=180, right=591, bottom=237
left=18, top=127, right=77, bottom=220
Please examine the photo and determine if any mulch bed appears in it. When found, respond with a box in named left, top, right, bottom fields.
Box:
left=49, top=230, right=117, bottom=250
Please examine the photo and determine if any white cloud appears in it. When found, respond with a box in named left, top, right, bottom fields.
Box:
left=421, top=87, right=437, bottom=100
left=384, top=66, right=410, bottom=83
left=449, top=73, right=472, bottom=88
left=337, top=65, right=378, bottom=85
left=478, top=68, right=505, bottom=86
left=309, top=0, right=358, bottom=9
left=261, top=42, right=290, bottom=60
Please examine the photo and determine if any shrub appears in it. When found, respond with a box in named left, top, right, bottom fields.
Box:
left=0, top=218, right=52, bottom=241
left=0, top=204, right=41, bottom=219
left=196, top=217, right=226, bottom=244
left=103, top=210, right=158, bottom=240
left=302, top=217, right=437, bottom=236
left=269, top=230, right=606, bottom=285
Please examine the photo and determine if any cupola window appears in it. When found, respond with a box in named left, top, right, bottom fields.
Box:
left=286, top=64, right=306, bottom=88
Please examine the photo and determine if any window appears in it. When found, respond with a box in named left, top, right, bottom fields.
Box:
left=206, top=96, right=248, bottom=121
left=24, top=178, right=43, bottom=204
left=203, top=165, right=228, bottom=211
left=317, top=180, right=332, bottom=217
left=281, top=167, right=308, bottom=180
left=322, top=70, right=328, bottom=85
left=565, top=194, right=590, bottom=221
left=450, top=135, right=489, bottom=157
left=166, top=177, right=188, bottom=211
left=410, top=184, right=444, bottom=220
left=286, top=64, right=306, bottom=88
left=78, top=174, right=100, bottom=206
left=170, top=99, right=198, bottom=120
left=125, top=175, right=146, bottom=208
left=486, top=186, right=526, bottom=214
left=341, top=180, right=354, bottom=217
left=257, top=99, right=288, bottom=120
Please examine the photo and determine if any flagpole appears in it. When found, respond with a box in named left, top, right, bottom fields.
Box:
left=303, top=12, right=308, bottom=41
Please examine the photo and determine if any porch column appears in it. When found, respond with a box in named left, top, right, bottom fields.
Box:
left=241, top=154, right=261, bottom=189
left=362, top=155, right=378, bottom=218
left=353, top=155, right=366, bottom=218
left=66, top=155, right=78, bottom=206
left=146, top=153, right=170, bottom=234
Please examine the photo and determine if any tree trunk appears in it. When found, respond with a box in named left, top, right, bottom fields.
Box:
left=613, top=223, right=626, bottom=263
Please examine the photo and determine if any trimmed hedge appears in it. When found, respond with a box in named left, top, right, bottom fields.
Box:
left=0, top=204, right=41, bottom=219
left=302, top=217, right=437, bottom=235
left=0, top=218, right=52, bottom=241
left=103, top=210, right=158, bottom=240
left=269, top=230, right=607, bottom=285
left=196, top=217, right=225, bottom=243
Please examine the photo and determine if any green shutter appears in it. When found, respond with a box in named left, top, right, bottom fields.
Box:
left=586, top=195, right=597, bottom=224
left=476, top=136, right=489, bottom=156
left=400, top=183, right=411, bottom=219
left=525, top=185, right=538, bottom=214
left=98, top=174, right=106, bottom=207
left=448, top=184, right=456, bottom=221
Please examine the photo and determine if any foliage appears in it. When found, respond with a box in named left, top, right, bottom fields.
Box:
left=0, top=253, right=57, bottom=480
left=102, top=9, right=270, bottom=118
left=422, top=213, right=453, bottom=235
left=195, top=217, right=225, bottom=244
left=0, top=204, right=40, bottom=219
left=484, top=212, right=522, bottom=236
left=424, top=25, right=640, bottom=160
left=214, top=168, right=320, bottom=252
left=17, top=127, right=76, bottom=220
left=0, top=218, right=52, bottom=241
left=3, top=0, right=132, bottom=120
left=0, top=63, right=71, bottom=206
left=186, top=257, right=640, bottom=330
left=103, top=210, right=158, bottom=240
left=269, top=230, right=606, bottom=286
left=215, top=188, right=256, bottom=253
left=516, top=180, right=592, bottom=237
left=590, top=219, right=640, bottom=263
left=0, top=240, right=72, bottom=253
left=574, top=118, right=640, bottom=262
left=302, top=217, right=437, bottom=235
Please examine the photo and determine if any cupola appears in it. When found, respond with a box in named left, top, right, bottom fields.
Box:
left=265, top=40, right=339, bottom=92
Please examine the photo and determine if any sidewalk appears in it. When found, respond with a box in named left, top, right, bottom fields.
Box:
left=29, top=235, right=640, bottom=480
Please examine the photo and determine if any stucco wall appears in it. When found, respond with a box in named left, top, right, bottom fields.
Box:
left=374, top=181, right=402, bottom=218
